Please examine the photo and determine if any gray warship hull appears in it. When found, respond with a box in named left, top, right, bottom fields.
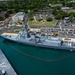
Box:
left=2, top=36, right=75, bottom=51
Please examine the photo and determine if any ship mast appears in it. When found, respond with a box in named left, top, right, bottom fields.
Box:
left=23, top=13, right=30, bottom=38
left=23, top=14, right=29, bottom=31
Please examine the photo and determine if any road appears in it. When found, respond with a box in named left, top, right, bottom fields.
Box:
left=1, top=18, right=12, bottom=27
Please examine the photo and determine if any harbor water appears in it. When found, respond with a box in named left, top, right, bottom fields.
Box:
left=0, top=37, right=75, bottom=75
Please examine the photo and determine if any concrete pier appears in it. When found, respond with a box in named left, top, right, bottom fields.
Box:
left=0, top=49, right=17, bottom=75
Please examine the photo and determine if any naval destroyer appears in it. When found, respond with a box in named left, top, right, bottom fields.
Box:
left=1, top=14, right=75, bottom=51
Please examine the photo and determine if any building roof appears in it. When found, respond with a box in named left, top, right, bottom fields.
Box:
left=61, top=7, right=70, bottom=10
left=51, top=4, right=62, bottom=7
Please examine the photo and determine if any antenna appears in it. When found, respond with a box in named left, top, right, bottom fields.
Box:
left=23, top=14, right=28, bottom=30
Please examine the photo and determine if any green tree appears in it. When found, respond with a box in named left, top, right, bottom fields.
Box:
left=29, top=17, right=34, bottom=21
left=24, top=10, right=28, bottom=14
left=52, top=9, right=57, bottom=15
left=7, top=10, right=14, bottom=14
left=68, top=15, right=74, bottom=22
left=0, top=16, right=3, bottom=21
left=69, top=12, right=75, bottom=17
left=33, top=8, right=38, bottom=12
left=55, top=13, right=62, bottom=20
left=52, top=6, right=61, bottom=10
left=5, top=13, right=9, bottom=18
left=46, top=17, right=53, bottom=21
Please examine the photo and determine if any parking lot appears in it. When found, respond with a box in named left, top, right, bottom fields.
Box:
left=39, top=27, right=75, bottom=38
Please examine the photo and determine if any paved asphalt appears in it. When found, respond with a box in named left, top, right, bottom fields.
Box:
left=0, top=49, right=17, bottom=75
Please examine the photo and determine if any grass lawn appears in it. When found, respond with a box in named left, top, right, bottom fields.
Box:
left=65, top=9, right=75, bottom=13
left=28, top=20, right=57, bottom=27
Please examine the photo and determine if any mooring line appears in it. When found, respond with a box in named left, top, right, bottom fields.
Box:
left=6, top=40, right=75, bottom=62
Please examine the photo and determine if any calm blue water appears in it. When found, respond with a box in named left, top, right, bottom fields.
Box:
left=0, top=37, right=75, bottom=75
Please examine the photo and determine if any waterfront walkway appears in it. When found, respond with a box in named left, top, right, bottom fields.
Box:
left=0, top=49, right=17, bottom=75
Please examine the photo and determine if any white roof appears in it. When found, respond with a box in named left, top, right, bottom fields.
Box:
left=12, top=12, right=24, bottom=18
left=51, top=4, right=62, bottom=7
left=61, top=7, right=70, bottom=10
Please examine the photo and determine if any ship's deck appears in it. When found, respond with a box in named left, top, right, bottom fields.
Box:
left=2, top=33, right=18, bottom=36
